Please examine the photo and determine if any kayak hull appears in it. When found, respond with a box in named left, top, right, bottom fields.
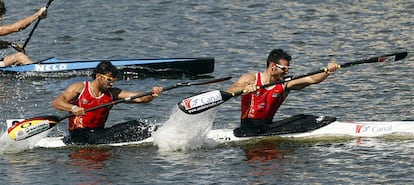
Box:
left=31, top=114, right=414, bottom=148
left=0, top=57, right=215, bottom=77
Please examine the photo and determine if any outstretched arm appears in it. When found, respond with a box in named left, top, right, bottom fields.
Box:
left=0, top=7, right=46, bottom=35
left=287, top=63, right=339, bottom=90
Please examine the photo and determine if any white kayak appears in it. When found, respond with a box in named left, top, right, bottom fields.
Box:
left=31, top=114, right=414, bottom=148
left=35, top=136, right=154, bottom=148
left=207, top=121, right=414, bottom=142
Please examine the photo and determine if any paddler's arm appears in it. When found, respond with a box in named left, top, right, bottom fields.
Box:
left=287, top=62, right=339, bottom=90
left=0, top=7, right=47, bottom=35
left=226, top=73, right=257, bottom=94
left=115, top=86, right=164, bottom=103
left=52, top=82, right=85, bottom=115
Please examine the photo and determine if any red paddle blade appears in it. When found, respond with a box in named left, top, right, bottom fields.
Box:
left=178, top=90, right=232, bottom=114
left=7, top=116, right=60, bottom=141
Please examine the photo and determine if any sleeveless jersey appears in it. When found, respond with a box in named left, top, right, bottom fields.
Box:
left=240, top=72, right=288, bottom=121
left=68, top=81, right=113, bottom=130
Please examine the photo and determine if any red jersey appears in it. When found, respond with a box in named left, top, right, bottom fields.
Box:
left=240, top=72, right=288, bottom=121
left=68, top=81, right=113, bottom=130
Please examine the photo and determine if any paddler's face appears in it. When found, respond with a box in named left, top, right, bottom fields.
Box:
left=271, top=59, right=289, bottom=77
left=99, top=73, right=117, bottom=89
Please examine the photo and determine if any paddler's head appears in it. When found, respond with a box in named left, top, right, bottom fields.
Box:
left=93, top=61, right=119, bottom=88
left=267, top=49, right=291, bottom=76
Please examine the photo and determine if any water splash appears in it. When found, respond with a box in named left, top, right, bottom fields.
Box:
left=152, top=106, right=217, bottom=152
left=0, top=130, right=52, bottom=154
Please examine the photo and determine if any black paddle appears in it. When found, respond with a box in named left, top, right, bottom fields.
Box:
left=178, top=52, right=408, bottom=114
left=21, top=0, right=54, bottom=50
left=7, top=77, right=231, bottom=141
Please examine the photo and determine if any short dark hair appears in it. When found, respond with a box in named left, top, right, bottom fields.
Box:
left=92, top=61, right=119, bottom=79
left=0, top=1, right=7, bottom=16
left=266, top=49, right=291, bottom=67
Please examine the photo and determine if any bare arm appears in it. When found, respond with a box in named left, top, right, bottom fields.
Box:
left=226, top=73, right=256, bottom=93
left=287, top=63, right=339, bottom=90
left=0, top=7, right=46, bottom=36
left=52, top=82, right=84, bottom=113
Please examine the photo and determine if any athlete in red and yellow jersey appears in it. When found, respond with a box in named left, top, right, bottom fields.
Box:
left=227, top=49, right=338, bottom=136
left=52, top=61, right=163, bottom=144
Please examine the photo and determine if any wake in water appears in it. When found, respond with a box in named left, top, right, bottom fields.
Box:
left=152, top=106, right=218, bottom=152
left=0, top=130, right=52, bottom=154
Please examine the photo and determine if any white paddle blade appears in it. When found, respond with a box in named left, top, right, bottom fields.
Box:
left=178, top=90, right=227, bottom=114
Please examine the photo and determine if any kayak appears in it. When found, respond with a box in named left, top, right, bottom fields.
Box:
left=0, top=57, right=214, bottom=77
left=30, top=114, right=414, bottom=148
left=209, top=120, right=414, bottom=143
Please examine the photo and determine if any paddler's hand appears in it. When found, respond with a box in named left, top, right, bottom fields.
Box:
left=10, top=42, right=25, bottom=53
left=37, top=7, right=48, bottom=19
left=325, top=62, right=339, bottom=74
left=242, top=84, right=258, bottom=94
left=151, top=86, right=163, bottom=97
left=71, top=105, right=85, bottom=116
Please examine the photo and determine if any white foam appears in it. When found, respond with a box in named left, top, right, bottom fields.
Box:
left=0, top=129, right=52, bottom=154
left=152, top=106, right=217, bottom=152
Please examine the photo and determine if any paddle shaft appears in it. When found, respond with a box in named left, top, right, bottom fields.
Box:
left=22, top=0, right=54, bottom=49
left=60, top=76, right=231, bottom=121
left=179, top=52, right=408, bottom=114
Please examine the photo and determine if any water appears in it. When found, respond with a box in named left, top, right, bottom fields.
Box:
left=0, top=0, right=413, bottom=184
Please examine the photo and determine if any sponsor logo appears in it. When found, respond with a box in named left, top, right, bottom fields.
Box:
left=15, top=120, right=50, bottom=140
left=269, top=89, right=282, bottom=98
left=355, top=125, right=364, bottom=133
left=182, top=98, right=194, bottom=109
left=272, top=93, right=281, bottom=98
left=378, top=56, right=395, bottom=63
left=186, top=100, right=224, bottom=113
left=182, top=90, right=223, bottom=110
left=20, top=122, right=32, bottom=128
left=355, top=124, right=393, bottom=133
left=34, top=64, right=68, bottom=72
left=81, top=98, right=89, bottom=105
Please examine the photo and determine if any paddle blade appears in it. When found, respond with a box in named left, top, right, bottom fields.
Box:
left=7, top=116, right=60, bottom=141
left=374, top=52, right=408, bottom=63
left=392, top=52, right=408, bottom=61
left=178, top=90, right=233, bottom=114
